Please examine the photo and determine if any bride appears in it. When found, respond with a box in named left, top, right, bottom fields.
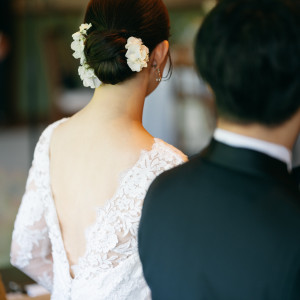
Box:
left=10, top=0, right=187, bottom=299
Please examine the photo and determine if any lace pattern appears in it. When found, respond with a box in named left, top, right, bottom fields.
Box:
left=10, top=118, right=187, bottom=299
left=10, top=121, right=64, bottom=292
left=72, top=139, right=185, bottom=280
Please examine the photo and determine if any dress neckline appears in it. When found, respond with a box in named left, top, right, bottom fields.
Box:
left=44, top=118, right=165, bottom=280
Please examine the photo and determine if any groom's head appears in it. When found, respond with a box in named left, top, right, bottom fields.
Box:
left=195, top=0, right=300, bottom=127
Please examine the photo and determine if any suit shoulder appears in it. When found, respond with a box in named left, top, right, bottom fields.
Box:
left=147, top=154, right=203, bottom=196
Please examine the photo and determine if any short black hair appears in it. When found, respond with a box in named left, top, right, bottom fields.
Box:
left=195, top=0, right=300, bottom=126
left=83, top=0, right=170, bottom=85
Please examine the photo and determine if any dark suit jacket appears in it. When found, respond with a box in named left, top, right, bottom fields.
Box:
left=293, top=166, right=300, bottom=190
left=138, top=140, right=300, bottom=300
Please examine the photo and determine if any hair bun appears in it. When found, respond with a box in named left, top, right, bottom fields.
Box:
left=84, top=30, right=133, bottom=85
left=82, top=0, right=170, bottom=86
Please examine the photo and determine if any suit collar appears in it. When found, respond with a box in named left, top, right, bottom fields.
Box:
left=201, top=140, right=295, bottom=186
left=213, top=128, right=292, bottom=171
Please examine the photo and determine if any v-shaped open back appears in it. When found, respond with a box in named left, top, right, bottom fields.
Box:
left=48, top=119, right=165, bottom=279
left=11, top=118, right=187, bottom=299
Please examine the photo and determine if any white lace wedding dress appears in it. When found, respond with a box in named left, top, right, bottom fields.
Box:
left=10, top=119, right=187, bottom=300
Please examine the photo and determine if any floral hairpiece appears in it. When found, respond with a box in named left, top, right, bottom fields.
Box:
left=71, top=24, right=150, bottom=88
left=71, top=23, right=102, bottom=89
left=125, top=37, right=149, bottom=72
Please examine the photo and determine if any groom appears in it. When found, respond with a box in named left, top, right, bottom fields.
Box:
left=138, top=0, right=300, bottom=299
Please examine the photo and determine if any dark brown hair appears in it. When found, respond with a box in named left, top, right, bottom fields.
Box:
left=195, top=0, right=300, bottom=126
left=83, top=0, right=170, bottom=85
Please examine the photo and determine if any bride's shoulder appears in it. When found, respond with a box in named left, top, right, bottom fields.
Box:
left=152, top=138, right=188, bottom=164
left=28, top=118, right=69, bottom=166
left=35, top=118, right=69, bottom=150
left=40, top=118, right=69, bottom=138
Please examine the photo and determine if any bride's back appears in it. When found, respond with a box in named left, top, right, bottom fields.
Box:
left=46, top=0, right=172, bottom=270
left=10, top=0, right=186, bottom=298
left=50, top=107, right=154, bottom=269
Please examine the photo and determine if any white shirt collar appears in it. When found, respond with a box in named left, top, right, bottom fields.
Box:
left=213, top=128, right=292, bottom=171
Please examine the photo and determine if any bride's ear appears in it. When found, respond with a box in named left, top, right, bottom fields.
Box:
left=149, top=40, right=169, bottom=76
left=145, top=41, right=169, bottom=95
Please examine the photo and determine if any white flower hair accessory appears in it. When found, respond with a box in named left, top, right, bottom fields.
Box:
left=71, top=23, right=102, bottom=89
left=125, top=37, right=149, bottom=72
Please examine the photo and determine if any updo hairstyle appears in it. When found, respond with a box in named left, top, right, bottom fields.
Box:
left=83, top=0, right=170, bottom=85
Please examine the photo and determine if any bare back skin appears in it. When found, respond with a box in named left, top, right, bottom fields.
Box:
left=48, top=44, right=168, bottom=276
left=50, top=41, right=169, bottom=275
left=50, top=112, right=155, bottom=276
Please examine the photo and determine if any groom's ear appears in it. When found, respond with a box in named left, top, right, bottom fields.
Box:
left=149, top=40, right=169, bottom=70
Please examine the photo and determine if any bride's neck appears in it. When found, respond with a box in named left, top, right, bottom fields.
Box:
left=82, top=74, right=148, bottom=125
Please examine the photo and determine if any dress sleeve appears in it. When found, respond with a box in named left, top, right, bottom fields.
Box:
left=10, top=132, right=53, bottom=292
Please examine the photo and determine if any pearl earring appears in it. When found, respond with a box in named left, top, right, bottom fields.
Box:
left=153, top=63, right=162, bottom=82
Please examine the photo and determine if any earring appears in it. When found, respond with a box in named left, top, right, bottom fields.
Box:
left=153, top=63, right=162, bottom=82
left=156, top=68, right=162, bottom=82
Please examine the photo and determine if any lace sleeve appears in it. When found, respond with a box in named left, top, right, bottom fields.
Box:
left=10, top=133, right=53, bottom=292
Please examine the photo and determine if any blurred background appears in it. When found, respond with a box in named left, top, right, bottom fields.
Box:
left=1, top=0, right=300, bottom=297
left=0, top=0, right=217, bottom=295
